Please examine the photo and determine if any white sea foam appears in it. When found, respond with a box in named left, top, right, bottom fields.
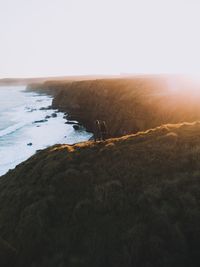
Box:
left=0, top=86, right=92, bottom=176
left=0, top=122, right=26, bottom=137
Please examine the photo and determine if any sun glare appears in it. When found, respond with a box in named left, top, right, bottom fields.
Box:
left=166, top=75, right=200, bottom=96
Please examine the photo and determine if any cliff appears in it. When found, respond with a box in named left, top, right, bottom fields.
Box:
left=27, top=76, right=200, bottom=137
left=1, top=122, right=200, bottom=266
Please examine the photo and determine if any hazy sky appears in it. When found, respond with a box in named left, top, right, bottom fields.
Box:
left=0, top=0, right=200, bottom=78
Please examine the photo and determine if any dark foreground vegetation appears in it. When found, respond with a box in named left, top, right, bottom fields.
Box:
left=1, top=121, right=200, bottom=267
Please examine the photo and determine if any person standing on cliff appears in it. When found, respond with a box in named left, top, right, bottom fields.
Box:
left=94, top=120, right=101, bottom=141
left=100, top=121, right=108, bottom=141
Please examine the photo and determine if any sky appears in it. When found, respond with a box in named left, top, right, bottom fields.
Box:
left=0, top=0, right=200, bottom=78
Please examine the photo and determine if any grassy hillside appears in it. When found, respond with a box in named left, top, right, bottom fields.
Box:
left=1, top=121, right=200, bottom=266
left=28, top=75, right=200, bottom=137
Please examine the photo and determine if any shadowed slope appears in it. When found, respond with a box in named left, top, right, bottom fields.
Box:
left=1, top=122, right=200, bottom=266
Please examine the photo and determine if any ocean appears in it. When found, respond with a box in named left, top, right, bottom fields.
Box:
left=0, top=86, right=92, bottom=176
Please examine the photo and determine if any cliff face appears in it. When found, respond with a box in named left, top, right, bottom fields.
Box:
left=28, top=76, right=200, bottom=137
left=1, top=122, right=200, bottom=267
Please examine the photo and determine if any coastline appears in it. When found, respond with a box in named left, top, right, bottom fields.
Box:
left=0, top=86, right=92, bottom=176
left=27, top=75, right=200, bottom=138
left=1, top=121, right=200, bottom=266
left=1, top=76, right=200, bottom=266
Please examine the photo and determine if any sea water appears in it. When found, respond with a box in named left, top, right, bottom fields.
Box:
left=0, top=86, right=92, bottom=176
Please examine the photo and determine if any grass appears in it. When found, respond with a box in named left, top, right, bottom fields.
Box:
left=0, top=121, right=200, bottom=266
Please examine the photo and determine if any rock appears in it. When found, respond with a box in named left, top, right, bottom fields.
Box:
left=65, top=121, right=79, bottom=125
left=51, top=113, right=57, bottom=118
left=67, top=114, right=76, bottom=120
left=39, top=106, right=51, bottom=111
left=73, top=125, right=82, bottom=131
left=33, top=119, right=48, bottom=124
left=27, top=143, right=33, bottom=146
left=45, top=115, right=51, bottom=119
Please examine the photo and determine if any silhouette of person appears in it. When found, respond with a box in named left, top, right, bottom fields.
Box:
left=100, top=121, right=108, bottom=141
left=94, top=120, right=101, bottom=141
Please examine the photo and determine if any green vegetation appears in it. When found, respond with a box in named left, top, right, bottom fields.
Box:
left=1, top=121, right=200, bottom=266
